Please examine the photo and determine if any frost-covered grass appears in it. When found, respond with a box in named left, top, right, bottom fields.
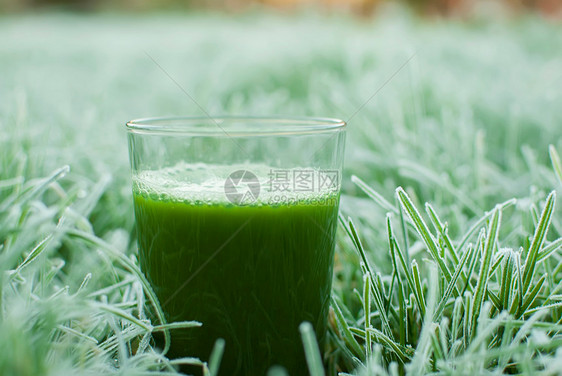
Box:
left=1, top=10, right=562, bottom=376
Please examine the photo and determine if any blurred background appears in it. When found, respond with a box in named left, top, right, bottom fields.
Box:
left=1, top=0, right=561, bottom=17
left=2, top=0, right=561, bottom=227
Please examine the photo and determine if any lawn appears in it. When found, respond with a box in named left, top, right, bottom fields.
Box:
left=1, top=9, right=562, bottom=375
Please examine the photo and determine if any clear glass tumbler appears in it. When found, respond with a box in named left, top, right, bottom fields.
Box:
left=126, top=116, right=346, bottom=375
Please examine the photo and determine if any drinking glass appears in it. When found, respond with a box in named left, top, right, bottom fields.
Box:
left=126, top=116, right=346, bottom=375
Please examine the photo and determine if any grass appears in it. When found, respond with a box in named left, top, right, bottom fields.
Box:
left=1, top=8, right=562, bottom=376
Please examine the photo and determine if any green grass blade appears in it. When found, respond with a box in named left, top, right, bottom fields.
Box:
left=331, top=295, right=364, bottom=359
left=387, top=215, right=408, bottom=346
left=462, top=230, right=485, bottom=296
left=363, top=273, right=372, bottom=359
left=525, top=301, right=562, bottom=315
left=429, top=325, right=445, bottom=362
left=487, top=290, right=501, bottom=311
left=397, top=192, right=411, bottom=266
left=343, top=216, right=393, bottom=337
left=517, top=274, right=547, bottom=318
left=396, top=187, right=454, bottom=285
left=450, top=296, right=464, bottom=346
left=0, top=176, right=24, bottom=190
left=509, top=249, right=525, bottom=315
left=463, top=292, right=472, bottom=349
left=367, top=328, right=414, bottom=363
left=471, top=206, right=501, bottom=337
left=92, top=302, right=153, bottom=332
left=411, top=260, right=427, bottom=318
left=489, top=251, right=505, bottom=278
left=56, top=324, right=99, bottom=344
left=522, top=191, right=556, bottom=296
left=530, top=204, right=540, bottom=228
left=267, top=366, right=290, bottom=376
left=434, top=243, right=474, bottom=321
left=391, top=236, right=425, bottom=317
left=538, top=238, right=562, bottom=262
left=208, top=338, right=226, bottom=376
left=169, top=357, right=205, bottom=367
left=11, top=233, right=54, bottom=276
left=352, top=175, right=398, bottom=215
left=153, top=321, right=202, bottom=331
left=425, top=203, right=460, bottom=264
left=549, top=144, right=562, bottom=185
left=499, top=250, right=515, bottom=311
left=300, top=322, right=325, bottom=376
left=75, top=273, right=92, bottom=295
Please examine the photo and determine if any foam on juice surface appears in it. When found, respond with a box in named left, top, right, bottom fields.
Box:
left=133, top=162, right=339, bottom=205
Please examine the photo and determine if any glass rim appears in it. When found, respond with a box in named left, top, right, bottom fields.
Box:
left=125, top=116, right=346, bottom=136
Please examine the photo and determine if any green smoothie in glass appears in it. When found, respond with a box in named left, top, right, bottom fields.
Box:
left=126, top=116, right=346, bottom=375
left=133, top=164, right=339, bottom=375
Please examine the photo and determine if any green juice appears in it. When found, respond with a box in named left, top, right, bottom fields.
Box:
left=133, top=165, right=339, bottom=375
